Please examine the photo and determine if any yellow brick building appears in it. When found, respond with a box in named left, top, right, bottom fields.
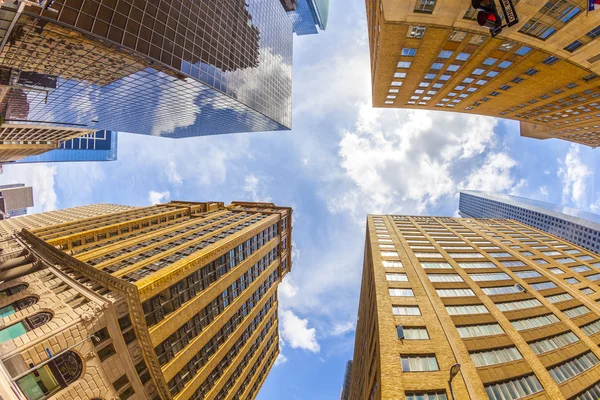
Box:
left=349, top=215, right=600, bottom=399
left=367, top=0, right=600, bottom=147
left=0, top=200, right=291, bottom=400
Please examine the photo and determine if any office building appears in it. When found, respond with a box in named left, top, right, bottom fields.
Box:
left=340, top=360, right=352, bottom=400
left=460, top=191, right=600, bottom=255
left=0, top=200, right=292, bottom=400
left=0, top=184, right=32, bottom=219
left=14, top=130, right=118, bottom=164
left=287, top=0, right=329, bottom=35
left=0, top=0, right=293, bottom=139
left=349, top=214, right=600, bottom=399
left=0, top=203, right=137, bottom=236
left=0, top=124, right=94, bottom=163
left=367, top=0, right=600, bottom=147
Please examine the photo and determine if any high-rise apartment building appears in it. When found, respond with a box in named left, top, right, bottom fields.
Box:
left=287, top=0, right=329, bottom=35
left=349, top=214, right=600, bottom=400
left=0, top=184, right=33, bottom=219
left=366, top=0, right=600, bottom=147
left=14, top=130, right=118, bottom=164
left=460, top=190, right=600, bottom=254
left=0, top=203, right=137, bottom=236
left=0, top=200, right=291, bottom=400
left=0, top=0, right=293, bottom=139
left=340, top=359, right=352, bottom=400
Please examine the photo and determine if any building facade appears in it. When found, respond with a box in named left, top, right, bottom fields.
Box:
left=0, top=184, right=33, bottom=219
left=15, top=130, right=118, bottom=164
left=0, top=203, right=138, bottom=236
left=367, top=0, right=600, bottom=147
left=460, top=191, right=600, bottom=255
left=0, top=200, right=292, bottom=400
left=349, top=214, right=600, bottom=399
left=340, top=359, right=352, bottom=400
left=0, top=0, right=292, bottom=139
left=287, top=0, right=329, bottom=35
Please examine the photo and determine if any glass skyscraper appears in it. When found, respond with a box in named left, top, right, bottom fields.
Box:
left=0, top=0, right=293, bottom=138
left=287, top=0, right=329, bottom=35
left=15, top=130, right=117, bottom=163
left=459, top=191, right=600, bottom=254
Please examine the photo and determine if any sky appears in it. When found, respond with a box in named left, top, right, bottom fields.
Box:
left=3, top=0, right=600, bottom=399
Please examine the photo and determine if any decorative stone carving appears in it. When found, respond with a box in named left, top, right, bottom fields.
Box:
left=80, top=312, right=95, bottom=322
left=84, top=349, right=96, bottom=360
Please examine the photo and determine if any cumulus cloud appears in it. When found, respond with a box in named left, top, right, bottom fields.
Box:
left=0, top=164, right=58, bottom=213
left=279, top=276, right=298, bottom=299
left=148, top=190, right=170, bottom=205
left=558, top=145, right=592, bottom=207
left=460, top=152, right=522, bottom=193
left=243, top=174, right=272, bottom=202
left=329, top=321, right=355, bottom=337
left=540, top=186, right=549, bottom=199
left=280, top=310, right=320, bottom=353
left=274, top=353, right=288, bottom=367
left=166, top=161, right=183, bottom=185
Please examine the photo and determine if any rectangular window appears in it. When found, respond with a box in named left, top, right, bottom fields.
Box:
left=393, top=305, right=421, bottom=316
left=581, top=320, right=600, bottom=336
left=397, top=61, right=412, bottom=69
left=420, top=262, right=452, bottom=269
left=458, top=262, right=496, bottom=269
left=565, top=277, right=580, bottom=284
left=534, top=259, right=549, bottom=264
left=438, top=50, right=453, bottom=59
left=390, top=288, right=415, bottom=297
left=496, top=299, right=542, bottom=311
left=383, top=261, right=403, bottom=268
left=448, top=253, right=485, bottom=258
left=402, top=327, right=430, bottom=340
left=427, top=274, right=463, bottom=282
left=483, top=57, right=497, bottom=65
left=514, top=270, right=542, bottom=278
left=511, top=314, right=560, bottom=331
left=564, top=40, right=583, bottom=53
left=482, top=286, right=521, bottom=295
left=471, top=346, right=522, bottom=367
left=530, top=282, right=557, bottom=290
left=405, top=392, right=447, bottom=400
left=556, top=257, right=576, bottom=264
left=564, top=305, right=590, bottom=318
left=549, top=267, right=564, bottom=274
left=414, top=0, right=437, bottom=14
left=580, top=287, right=595, bottom=295
left=457, top=323, right=504, bottom=338
left=402, top=48, right=417, bottom=56
left=515, top=46, right=532, bottom=55
left=543, top=55, right=560, bottom=65
left=501, top=260, right=526, bottom=267
left=408, top=26, right=427, bottom=38
left=446, top=304, right=488, bottom=315
left=570, top=265, right=591, bottom=273
left=436, top=288, right=475, bottom=297
left=98, top=344, right=116, bottom=362
left=386, top=273, right=408, bottom=282
left=548, top=352, right=600, bottom=384
left=469, top=273, right=511, bottom=281
left=529, top=331, right=579, bottom=355
left=401, top=355, right=439, bottom=371
left=382, top=251, right=399, bottom=257
left=484, top=374, right=543, bottom=400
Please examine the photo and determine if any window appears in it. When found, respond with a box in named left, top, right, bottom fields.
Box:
left=483, top=57, right=497, bottom=65
left=425, top=73, right=436, bottom=80
left=472, top=68, right=484, bottom=75
left=543, top=55, right=560, bottom=65
left=401, top=355, right=439, bottom=371
left=402, top=48, right=417, bottom=56
left=393, top=72, right=407, bottom=79
left=393, top=305, right=421, bottom=316
left=431, top=63, right=444, bottom=70
left=482, top=286, right=522, bottom=295
left=458, top=262, right=496, bottom=269
left=556, top=257, right=576, bottom=264
left=436, top=288, right=475, bottom=297
left=420, top=262, right=452, bottom=269
left=515, top=46, right=532, bottom=55
left=499, top=84, right=512, bottom=91
left=530, top=282, right=557, bottom=290
left=391, top=81, right=402, bottom=87
left=438, top=50, right=453, bottom=59
left=456, top=52, right=471, bottom=61
left=401, top=327, right=430, bottom=340
left=512, top=314, right=560, bottom=331
left=501, top=260, right=525, bottom=267
left=496, top=299, right=542, bottom=311
left=565, top=277, right=580, bottom=284
left=534, top=259, right=549, bottom=264
left=447, top=65, right=460, bottom=72
left=382, top=251, right=399, bottom=257
left=564, top=40, right=583, bottom=53
left=414, top=0, right=437, bottom=13
left=564, top=305, right=590, bottom=318
left=579, top=255, right=594, bottom=261
left=573, top=382, right=600, bottom=400
left=386, top=273, right=408, bottom=282
left=498, top=61, right=512, bottom=69
left=457, top=324, right=503, bottom=338
left=511, top=77, right=524, bottom=84
left=397, top=61, right=412, bottom=68
left=98, top=344, right=116, bottom=361
left=486, top=71, right=499, bottom=78
left=581, top=287, right=595, bottom=295
left=383, top=260, right=403, bottom=268
left=390, top=288, right=415, bottom=297
left=469, top=273, right=511, bottom=281
left=543, top=250, right=561, bottom=256
left=484, top=374, right=543, bottom=400
left=0, top=297, right=37, bottom=318
left=471, top=346, right=522, bottom=367
left=427, top=274, right=463, bottom=282
left=549, top=267, right=564, bottom=274
left=570, top=265, right=590, bottom=273
left=581, top=320, right=600, bottom=336
left=514, top=270, right=542, bottom=278
left=408, top=26, right=427, bottom=38
left=446, top=304, right=488, bottom=315
left=448, top=253, right=484, bottom=258
left=405, top=391, right=447, bottom=400
left=548, top=352, right=600, bottom=384
left=0, top=312, right=52, bottom=344
left=529, top=331, right=579, bottom=354
left=546, top=293, right=574, bottom=304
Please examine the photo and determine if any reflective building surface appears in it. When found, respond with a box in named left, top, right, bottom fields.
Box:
left=0, top=0, right=293, bottom=138
left=288, top=0, right=329, bottom=35
left=16, top=130, right=117, bottom=163
left=460, top=191, right=600, bottom=254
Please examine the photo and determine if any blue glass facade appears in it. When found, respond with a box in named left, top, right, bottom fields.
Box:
left=0, top=0, right=292, bottom=138
left=459, top=191, right=600, bottom=254
left=288, top=0, right=329, bottom=35
left=16, top=131, right=117, bottom=163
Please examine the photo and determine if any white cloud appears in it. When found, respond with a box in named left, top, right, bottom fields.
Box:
left=166, top=161, right=183, bottom=185
left=540, top=186, right=549, bottom=199
left=329, top=321, right=355, bottom=337
left=243, top=174, right=272, bottom=202
left=592, top=197, right=600, bottom=213
left=460, top=152, right=521, bottom=193
left=558, top=144, right=592, bottom=207
left=148, top=190, right=170, bottom=205
left=279, top=277, right=298, bottom=299
left=280, top=310, right=320, bottom=353
left=150, top=79, right=201, bottom=137
left=274, top=353, right=288, bottom=367
left=0, top=164, right=58, bottom=213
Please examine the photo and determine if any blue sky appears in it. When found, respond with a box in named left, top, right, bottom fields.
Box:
left=3, top=0, right=600, bottom=399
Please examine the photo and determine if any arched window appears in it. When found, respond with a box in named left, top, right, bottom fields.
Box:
left=0, top=283, right=27, bottom=298
left=0, top=312, right=52, bottom=343
left=16, top=350, right=83, bottom=400
left=0, top=296, right=38, bottom=318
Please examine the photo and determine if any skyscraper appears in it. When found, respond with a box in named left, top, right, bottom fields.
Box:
left=349, top=214, right=600, bottom=400
left=14, top=130, right=118, bottom=164
left=366, top=0, right=600, bottom=147
left=0, top=200, right=292, bottom=400
left=460, top=191, right=600, bottom=254
left=287, top=0, right=329, bottom=35
left=340, top=359, right=352, bottom=400
left=0, top=184, right=33, bottom=218
left=0, top=203, right=137, bottom=235
left=0, top=0, right=292, bottom=139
